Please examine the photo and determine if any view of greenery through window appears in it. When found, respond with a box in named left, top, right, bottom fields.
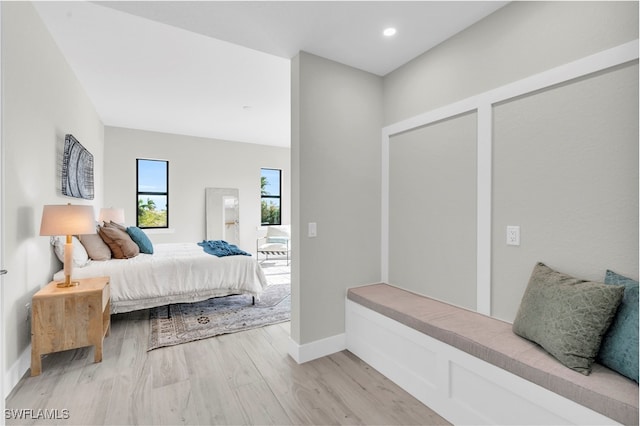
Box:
left=137, top=159, right=168, bottom=228
left=261, top=168, right=281, bottom=225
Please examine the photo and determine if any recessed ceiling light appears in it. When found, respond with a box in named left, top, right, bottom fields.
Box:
left=383, top=27, right=397, bottom=37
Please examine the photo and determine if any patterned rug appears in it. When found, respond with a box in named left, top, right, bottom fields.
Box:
left=148, top=261, right=290, bottom=350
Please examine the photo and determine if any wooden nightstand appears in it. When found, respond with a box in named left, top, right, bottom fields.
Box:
left=30, top=276, right=110, bottom=376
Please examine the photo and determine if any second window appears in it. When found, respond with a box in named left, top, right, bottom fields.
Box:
left=261, top=168, right=281, bottom=225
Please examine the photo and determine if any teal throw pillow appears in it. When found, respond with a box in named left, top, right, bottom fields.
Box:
left=126, top=226, right=154, bottom=254
left=597, top=270, right=639, bottom=382
left=513, top=262, right=624, bottom=375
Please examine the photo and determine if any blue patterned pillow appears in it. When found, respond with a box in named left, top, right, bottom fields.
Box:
left=126, top=226, right=154, bottom=254
left=597, top=270, right=639, bottom=382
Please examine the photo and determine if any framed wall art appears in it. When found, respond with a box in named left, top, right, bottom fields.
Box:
left=61, top=134, right=94, bottom=200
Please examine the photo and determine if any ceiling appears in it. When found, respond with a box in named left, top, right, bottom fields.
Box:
left=34, top=1, right=508, bottom=147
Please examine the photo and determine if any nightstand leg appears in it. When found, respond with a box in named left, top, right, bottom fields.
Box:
left=94, top=342, right=103, bottom=363
left=31, top=349, right=41, bottom=376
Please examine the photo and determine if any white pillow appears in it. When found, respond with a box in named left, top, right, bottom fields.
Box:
left=266, top=225, right=290, bottom=238
left=51, top=236, right=90, bottom=267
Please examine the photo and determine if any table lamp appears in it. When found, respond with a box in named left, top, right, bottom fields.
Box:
left=40, top=204, right=96, bottom=287
left=98, top=207, right=125, bottom=225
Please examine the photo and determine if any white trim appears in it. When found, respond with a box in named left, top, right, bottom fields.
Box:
left=287, top=333, right=346, bottom=364
left=380, top=39, right=639, bottom=314
left=380, top=131, right=390, bottom=282
left=486, top=39, right=639, bottom=107
left=384, top=95, right=481, bottom=138
left=476, top=104, right=492, bottom=315
left=143, top=228, right=176, bottom=234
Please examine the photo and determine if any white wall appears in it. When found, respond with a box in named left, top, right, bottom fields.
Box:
left=103, top=126, right=290, bottom=253
left=2, top=2, right=104, bottom=393
left=291, top=52, right=382, bottom=349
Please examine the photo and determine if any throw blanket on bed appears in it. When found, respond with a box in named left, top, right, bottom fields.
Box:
left=198, top=240, right=251, bottom=257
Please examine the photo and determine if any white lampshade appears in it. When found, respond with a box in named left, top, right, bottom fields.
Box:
left=40, top=204, right=96, bottom=287
left=40, top=204, right=96, bottom=236
left=98, top=207, right=125, bottom=225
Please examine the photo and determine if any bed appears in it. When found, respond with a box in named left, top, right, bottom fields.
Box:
left=53, top=242, right=269, bottom=314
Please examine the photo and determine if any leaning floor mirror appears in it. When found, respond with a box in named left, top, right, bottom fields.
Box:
left=205, top=188, right=239, bottom=245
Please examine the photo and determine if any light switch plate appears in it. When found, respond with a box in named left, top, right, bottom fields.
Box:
left=308, top=222, right=317, bottom=238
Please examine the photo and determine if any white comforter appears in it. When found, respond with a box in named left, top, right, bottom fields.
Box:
left=53, top=243, right=268, bottom=313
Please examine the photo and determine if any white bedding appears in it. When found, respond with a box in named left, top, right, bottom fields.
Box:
left=53, top=243, right=268, bottom=313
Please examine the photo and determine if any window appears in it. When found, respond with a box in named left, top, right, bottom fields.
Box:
left=137, top=159, right=168, bottom=228
left=261, top=168, right=281, bottom=225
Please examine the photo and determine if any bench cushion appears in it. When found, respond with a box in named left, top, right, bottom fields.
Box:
left=347, top=283, right=639, bottom=425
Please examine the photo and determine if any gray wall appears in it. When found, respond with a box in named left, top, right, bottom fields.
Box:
left=2, top=2, right=104, bottom=385
left=389, top=112, right=477, bottom=309
left=492, top=62, right=639, bottom=321
left=384, top=1, right=639, bottom=126
left=291, top=52, right=382, bottom=344
left=383, top=1, right=638, bottom=322
left=292, top=1, right=638, bottom=345
left=103, top=126, right=290, bottom=253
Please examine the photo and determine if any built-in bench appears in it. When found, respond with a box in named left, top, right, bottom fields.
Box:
left=346, top=283, right=639, bottom=425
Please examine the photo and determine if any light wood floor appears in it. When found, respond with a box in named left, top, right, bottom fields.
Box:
left=6, top=311, right=450, bottom=425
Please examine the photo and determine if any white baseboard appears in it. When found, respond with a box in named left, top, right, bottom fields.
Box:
left=288, top=333, right=346, bottom=364
left=4, top=344, right=30, bottom=399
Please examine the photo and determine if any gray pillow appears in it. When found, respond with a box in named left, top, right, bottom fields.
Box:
left=78, top=233, right=111, bottom=261
left=513, top=262, right=624, bottom=375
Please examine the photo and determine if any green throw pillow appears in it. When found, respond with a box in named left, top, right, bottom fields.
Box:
left=513, top=262, right=624, bottom=375
left=126, top=226, right=154, bottom=254
left=597, top=270, right=639, bottom=382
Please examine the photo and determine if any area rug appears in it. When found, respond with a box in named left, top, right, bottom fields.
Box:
left=148, top=262, right=290, bottom=350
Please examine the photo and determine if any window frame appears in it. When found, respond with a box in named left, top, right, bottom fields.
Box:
left=136, top=158, right=169, bottom=229
left=261, top=168, right=282, bottom=226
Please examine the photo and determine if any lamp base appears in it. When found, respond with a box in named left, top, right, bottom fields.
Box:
left=57, top=274, right=80, bottom=288
left=56, top=281, right=80, bottom=288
